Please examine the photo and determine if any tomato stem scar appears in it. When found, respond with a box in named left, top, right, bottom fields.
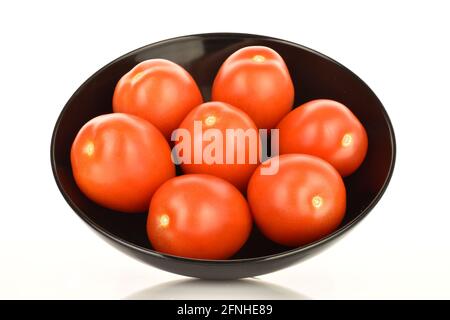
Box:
left=312, top=195, right=323, bottom=208
left=252, top=55, right=266, bottom=63
left=341, top=133, right=353, bottom=147
left=204, top=115, right=217, bottom=126
left=132, top=71, right=145, bottom=82
left=84, top=142, right=95, bottom=157
left=159, top=214, right=170, bottom=227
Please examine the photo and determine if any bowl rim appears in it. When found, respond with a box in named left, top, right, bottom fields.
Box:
left=50, top=32, right=396, bottom=265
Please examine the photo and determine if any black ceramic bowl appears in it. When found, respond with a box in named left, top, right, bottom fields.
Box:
left=51, top=33, right=395, bottom=279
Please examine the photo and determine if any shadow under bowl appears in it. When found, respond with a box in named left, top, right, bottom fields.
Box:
left=51, top=33, right=396, bottom=279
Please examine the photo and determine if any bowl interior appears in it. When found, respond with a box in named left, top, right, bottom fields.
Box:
left=51, top=34, right=395, bottom=260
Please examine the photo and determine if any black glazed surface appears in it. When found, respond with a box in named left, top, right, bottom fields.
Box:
left=51, top=33, right=396, bottom=279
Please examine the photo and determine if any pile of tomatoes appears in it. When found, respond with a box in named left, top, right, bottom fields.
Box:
left=71, top=46, right=368, bottom=260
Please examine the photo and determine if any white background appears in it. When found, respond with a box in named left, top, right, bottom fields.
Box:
left=0, top=0, right=449, bottom=299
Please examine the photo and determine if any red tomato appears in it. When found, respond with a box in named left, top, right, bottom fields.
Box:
left=174, top=101, right=260, bottom=192
left=277, top=99, right=368, bottom=177
left=212, top=46, right=294, bottom=129
left=147, top=174, right=252, bottom=259
left=113, top=59, right=203, bottom=139
left=247, top=154, right=346, bottom=247
left=71, top=113, right=175, bottom=213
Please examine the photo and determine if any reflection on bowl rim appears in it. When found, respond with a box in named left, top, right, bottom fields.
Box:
left=50, top=32, right=396, bottom=265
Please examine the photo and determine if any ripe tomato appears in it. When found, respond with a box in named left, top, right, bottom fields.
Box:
left=113, top=59, right=203, bottom=139
left=174, top=101, right=260, bottom=192
left=247, top=154, right=346, bottom=247
left=147, top=174, right=252, bottom=260
left=212, top=46, right=294, bottom=129
left=277, top=99, right=368, bottom=177
left=71, top=113, right=175, bottom=213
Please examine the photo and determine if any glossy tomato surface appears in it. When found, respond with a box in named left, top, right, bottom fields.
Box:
left=247, top=154, right=346, bottom=247
left=212, top=46, right=294, bottom=129
left=277, top=99, right=368, bottom=177
left=147, top=174, right=252, bottom=260
left=174, top=101, right=260, bottom=192
left=113, top=59, right=203, bottom=139
left=70, top=113, right=175, bottom=213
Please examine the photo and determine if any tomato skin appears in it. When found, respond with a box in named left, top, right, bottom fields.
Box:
left=277, top=99, right=368, bottom=177
left=247, top=154, right=346, bottom=247
left=212, top=46, right=294, bottom=129
left=113, top=59, right=203, bottom=139
left=175, top=101, right=260, bottom=192
left=70, top=113, right=175, bottom=213
left=147, top=174, right=252, bottom=260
